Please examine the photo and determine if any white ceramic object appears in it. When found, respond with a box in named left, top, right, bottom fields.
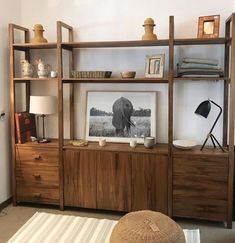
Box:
left=21, top=60, right=34, bottom=78
left=130, top=140, right=137, bottom=148
left=144, top=136, right=155, bottom=148
left=99, top=138, right=106, bottom=147
left=50, top=71, right=57, bottom=78
left=173, top=140, right=197, bottom=150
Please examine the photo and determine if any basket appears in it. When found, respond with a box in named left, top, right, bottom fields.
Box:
left=71, top=71, right=112, bottom=78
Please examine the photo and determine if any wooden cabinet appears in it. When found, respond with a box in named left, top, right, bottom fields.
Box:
left=132, top=154, right=168, bottom=214
left=15, top=145, right=59, bottom=205
left=64, top=150, right=97, bottom=208
left=173, top=156, right=228, bottom=221
left=9, top=14, right=235, bottom=227
left=97, top=152, right=131, bottom=211
left=63, top=148, right=167, bottom=213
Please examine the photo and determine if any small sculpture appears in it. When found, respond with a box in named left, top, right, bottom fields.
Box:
left=21, top=60, right=34, bottom=78
left=35, top=59, right=51, bottom=78
left=142, top=18, right=158, bottom=40
left=31, top=24, right=48, bottom=43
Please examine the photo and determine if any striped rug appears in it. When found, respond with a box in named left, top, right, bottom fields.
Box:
left=8, top=212, right=200, bottom=243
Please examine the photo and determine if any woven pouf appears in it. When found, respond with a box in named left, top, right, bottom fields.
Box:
left=110, top=210, right=186, bottom=243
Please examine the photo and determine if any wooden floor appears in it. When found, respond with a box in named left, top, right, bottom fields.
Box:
left=0, top=204, right=235, bottom=243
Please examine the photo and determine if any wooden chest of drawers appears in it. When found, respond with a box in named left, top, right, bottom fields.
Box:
left=15, top=145, right=59, bottom=205
left=173, top=155, right=228, bottom=221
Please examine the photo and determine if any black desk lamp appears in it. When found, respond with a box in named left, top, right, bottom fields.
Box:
left=195, top=99, right=224, bottom=152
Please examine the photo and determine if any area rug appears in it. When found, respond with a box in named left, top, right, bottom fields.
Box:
left=8, top=212, right=200, bottom=243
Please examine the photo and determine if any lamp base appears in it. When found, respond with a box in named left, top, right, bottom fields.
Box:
left=201, top=133, right=224, bottom=152
left=38, top=138, right=51, bottom=143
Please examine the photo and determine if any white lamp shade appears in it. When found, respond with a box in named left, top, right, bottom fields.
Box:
left=30, top=96, right=57, bottom=115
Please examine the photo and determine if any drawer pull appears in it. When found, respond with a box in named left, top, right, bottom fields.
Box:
left=34, top=155, right=42, bottom=160
left=33, top=174, right=41, bottom=179
left=33, top=193, right=42, bottom=198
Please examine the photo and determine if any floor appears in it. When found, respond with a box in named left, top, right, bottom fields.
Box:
left=0, top=204, right=235, bottom=243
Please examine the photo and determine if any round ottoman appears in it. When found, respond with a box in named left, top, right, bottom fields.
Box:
left=110, top=210, right=185, bottom=243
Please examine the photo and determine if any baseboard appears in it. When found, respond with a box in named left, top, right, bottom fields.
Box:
left=0, top=197, right=12, bottom=211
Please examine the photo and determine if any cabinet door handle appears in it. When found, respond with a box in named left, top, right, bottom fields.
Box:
left=33, top=193, right=41, bottom=198
left=33, top=174, right=41, bottom=179
left=34, top=155, right=42, bottom=160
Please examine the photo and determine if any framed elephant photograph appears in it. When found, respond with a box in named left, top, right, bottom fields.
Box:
left=85, top=91, right=156, bottom=143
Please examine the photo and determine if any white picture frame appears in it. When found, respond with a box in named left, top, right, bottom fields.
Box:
left=145, top=54, right=165, bottom=78
left=85, top=91, right=157, bottom=143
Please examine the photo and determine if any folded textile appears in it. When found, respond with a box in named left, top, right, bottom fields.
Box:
left=177, top=68, right=224, bottom=77
left=182, top=57, right=218, bottom=66
left=180, top=62, right=221, bottom=70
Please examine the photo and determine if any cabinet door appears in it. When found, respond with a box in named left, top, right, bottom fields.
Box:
left=64, top=150, right=97, bottom=208
left=132, top=154, right=168, bottom=213
left=173, top=156, right=228, bottom=221
left=97, top=151, right=131, bottom=211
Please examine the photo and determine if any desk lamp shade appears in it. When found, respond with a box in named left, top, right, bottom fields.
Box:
left=195, top=100, right=211, bottom=118
left=30, top=96, right=57, bottom=142
left=194, top=99, right=224, bottom=152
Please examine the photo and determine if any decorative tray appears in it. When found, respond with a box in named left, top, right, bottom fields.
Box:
left=71, top=71, right=112, bottom=78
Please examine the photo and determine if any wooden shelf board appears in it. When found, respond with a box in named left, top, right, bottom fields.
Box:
left=62, top=78, right=169, bottom=83
left=174, top=38, right=228, bottom=45
left=173, top=145, right=229, bottom=158
left=63, top=142, right=169, bottom=155
left=15, top=139, right=59, bottom=148
left=61, top=40, right=169, bottom=49
left=174, top=77, right=230, bottom=81
left=13, top=42, right=57, bottom=50
left=14, top=77, right=58, bottom=82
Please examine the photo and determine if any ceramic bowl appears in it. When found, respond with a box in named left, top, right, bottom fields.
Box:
left=121, top=71, right=136, bottom=78
left=173, top=140, right=197, bottom=150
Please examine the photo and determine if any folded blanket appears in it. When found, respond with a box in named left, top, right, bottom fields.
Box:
left=180, top=62, right=221, bottom=70
left=177, top=68, right=224, bottom=77
left=182, top=57, right=218, bottom=66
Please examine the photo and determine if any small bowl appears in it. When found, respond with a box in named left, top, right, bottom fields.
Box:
left=121, top=71, right=136, bottom=78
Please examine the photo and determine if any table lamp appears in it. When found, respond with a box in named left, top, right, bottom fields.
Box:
left=30, top=96, right=57, bottom=143
left=195, top=99, right=224, bottom=151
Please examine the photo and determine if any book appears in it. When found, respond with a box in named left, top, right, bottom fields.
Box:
left=15, top=112, right=37, bottom=144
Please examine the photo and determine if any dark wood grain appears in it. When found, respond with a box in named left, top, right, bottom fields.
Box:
left=64, top=150, right=97, bottom=208
left=15, top=147, right=59, bottom=167
left=173, top=157, right=228, bottom=221
left=16, top=185, right=59, bottom=204
left=62, top=40, right=169, bottom=49
left=62, top=78, right=169, bottom=83
left=97, top=151, right=132, bottom=211
left=131, top=154, right=168, bottom=214
left=63, top=142, right=168, bottom=155
left=13, top=43, right=57, bottom=50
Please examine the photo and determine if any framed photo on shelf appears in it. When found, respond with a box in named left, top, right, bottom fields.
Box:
left=145, top=54, right=164, bottom=78
left=197, top=15, right=220, bottom=38
left=85, top=91, right=156, bottom=143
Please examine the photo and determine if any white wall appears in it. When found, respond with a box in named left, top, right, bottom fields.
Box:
left=0, top=0, right=20, bottom=203
left=18, top=1, right=233, bottom=144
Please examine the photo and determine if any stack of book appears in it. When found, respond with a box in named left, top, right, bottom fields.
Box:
left=177, top=57, right=224, bottom=77
left=15, top=112, right=37, bottom=144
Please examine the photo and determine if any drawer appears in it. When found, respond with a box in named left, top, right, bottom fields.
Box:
left=173, top=198, right=227, bottom=221
left=16, top=185, right=59, bottom=204
left=173, top=157, right=228, bottom=178
left=16, top=147, right=58, bottom=166
left=16, top=166, right=59, bottom=187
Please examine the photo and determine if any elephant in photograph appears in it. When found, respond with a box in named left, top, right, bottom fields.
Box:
left=112, top=97, right=135, bottom=136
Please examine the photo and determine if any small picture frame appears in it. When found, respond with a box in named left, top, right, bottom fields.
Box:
left=197, top=15, right=220, bottom=38
left=145, top=54, right=164, bottom=78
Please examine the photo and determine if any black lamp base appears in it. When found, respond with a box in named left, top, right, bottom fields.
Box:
left=38, top=138, right=51, bottom=143
left=201, top=133, right=224, bottom=152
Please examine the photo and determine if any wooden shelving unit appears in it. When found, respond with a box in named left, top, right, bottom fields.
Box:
left=9, top=14, right=235, bottom=228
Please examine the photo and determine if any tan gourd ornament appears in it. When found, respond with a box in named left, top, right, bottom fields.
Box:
left=142, top=18, right=158, bottom=40
left=31, top=24, right=48, bottom=43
